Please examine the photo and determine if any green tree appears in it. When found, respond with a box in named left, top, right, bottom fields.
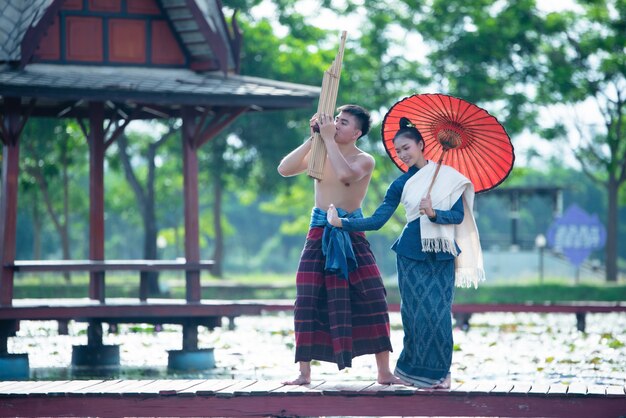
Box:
left=401, top=0, right=624, bottom=280
left=20, top=118, right=88, bottom=279
left=534, top=0, right=625, bottom=281
left=114, top=121, right=180, bottom=294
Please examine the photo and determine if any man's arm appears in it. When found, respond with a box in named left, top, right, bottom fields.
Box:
left=277, top=136, right=312, bottom=177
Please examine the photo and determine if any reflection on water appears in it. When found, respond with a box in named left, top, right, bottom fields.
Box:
left=10, top=312, right=626, bottom=386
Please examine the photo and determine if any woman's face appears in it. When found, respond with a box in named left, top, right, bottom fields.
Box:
left=394, top=134, right=424, bottom=167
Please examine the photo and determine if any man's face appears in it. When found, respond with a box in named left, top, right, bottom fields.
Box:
left=333, top=111, right=362, bottom=143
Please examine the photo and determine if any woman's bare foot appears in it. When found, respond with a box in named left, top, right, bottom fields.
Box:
left=430, top=374, right=451, bottom=390
left=378, top=372, right=407, bottom=385
left=282, top=374, right=311, bottom=385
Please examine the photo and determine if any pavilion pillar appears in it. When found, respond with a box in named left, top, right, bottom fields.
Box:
left=71, top=102, right=120, bottom=371
left=88, top=102, right=106, bottom=302
left=167, top=106, right=215, bottom=372
left=0, top=98, right=30, bottom=379
left=181, top=107, right=201, bottom=304
left=0, top=98, right=23, bottom=307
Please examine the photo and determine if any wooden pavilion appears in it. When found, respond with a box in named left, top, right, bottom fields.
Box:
left=0, top=0, right=318, bottom=375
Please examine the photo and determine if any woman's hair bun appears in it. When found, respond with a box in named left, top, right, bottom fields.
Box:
left=399, top=117, right=413, bottom=129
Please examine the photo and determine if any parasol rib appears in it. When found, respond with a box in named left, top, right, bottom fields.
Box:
left=307, top=31, right=347, bottom=180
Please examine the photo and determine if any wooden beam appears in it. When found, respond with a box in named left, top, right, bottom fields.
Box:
left=196, top=107, right=248, bottom=149
left=184, top=0, right=231, bottom=75
left=19, top=0, right=66, bottom=68
left=0, top=381, right=624, bottom=418
left=0, top=97, right=27, bottom=306
left=180, top=107, right=201, bottom=304
left=88, top=102, right=106, bottom=303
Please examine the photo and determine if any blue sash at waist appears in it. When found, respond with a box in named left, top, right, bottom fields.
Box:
left=310, top=207, right=363, bottom=280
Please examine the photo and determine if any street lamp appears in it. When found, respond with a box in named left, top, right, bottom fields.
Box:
left=535, top=234, right=547, bottom=283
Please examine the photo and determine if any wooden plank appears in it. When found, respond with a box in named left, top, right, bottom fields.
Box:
left=490, top=382, right=514, bottom=394
left=547, top=383, right=569, bottom=395
left=606, top=385, right=625, bottom=396
left=10, top=259, right=214, bottom=272
left=270, top=380, right=325, bottom=395
left=528, top=383, right=550, bottom=394
left=0, top=299, right=293, bottom=321
left=157, top=379, right=208, bottom=396
left=3, top=380, right=72, bottom=395
left=0, top=380, right=55, bottom=395
left=586, top=385, right=606, bottom=395
left=46, top=380, right=106, bottom=395
left=509, top=382, right=532, bottom=394
left=71, top=380, right=124, bottom=394
left=0, top=381, right=22, bottom=391
left=214, top=380, right=256, bottom=397
left=232, top=380, right=285, bottom=395
left=452, top=381, right=480, bottom=393
left=375, top=383, right=416, bottom=395
left=98, top=379, right=159, bottom=395
left=317, top=381, right=375, bottom=395
left=120, top=379, right=187, bottom=396
left=567, top=382, right=588, bottom=395
left=177, top=379, right=236, bottom=396
left=473, top=381, right=497, bottom=393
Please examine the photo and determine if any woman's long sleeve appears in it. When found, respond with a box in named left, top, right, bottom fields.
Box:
left=431, top=197, right=464, bottom=225
left=341, top=179, right=402, bottom=232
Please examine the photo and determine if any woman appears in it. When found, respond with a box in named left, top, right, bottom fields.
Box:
left=327, top=117, right=484, bottom=388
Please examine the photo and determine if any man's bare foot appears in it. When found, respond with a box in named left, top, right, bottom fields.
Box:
left=281, top=374, right=311, bottom=385
left=377, top=372, right=407, bottom=385
left=430, top=374, right=451, bottom=390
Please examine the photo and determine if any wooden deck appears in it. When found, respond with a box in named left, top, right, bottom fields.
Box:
left=0, top=298, right=293, bottom=322
left=0, top=379, right=624, bottom=417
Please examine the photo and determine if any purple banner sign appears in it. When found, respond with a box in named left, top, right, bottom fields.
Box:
left=546, top=204, right=606, bottom=267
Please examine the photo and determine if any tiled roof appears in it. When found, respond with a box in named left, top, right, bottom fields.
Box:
left=0, top=64, right=319, bottom=115
left=0, top=0, right=52, bottom=61
left=162, top=0, right=236, bottom=70
left=1, top=1, right=238, bottom=71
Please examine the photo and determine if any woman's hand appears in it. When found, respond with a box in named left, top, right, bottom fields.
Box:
left=327, top=204, right=343, bottom=227
left=419, top=194, right=436, bottom=218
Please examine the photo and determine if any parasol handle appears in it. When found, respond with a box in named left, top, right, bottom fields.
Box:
left=420, top=149, right=447, bottom=216
left=426, top=149, right=447, bottom=196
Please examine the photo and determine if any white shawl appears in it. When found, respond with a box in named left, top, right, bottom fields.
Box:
left=401, top=161, right=485, bottom=288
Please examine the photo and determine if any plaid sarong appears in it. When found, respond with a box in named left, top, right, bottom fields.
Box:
left=293, top=227, right=393, bottom=370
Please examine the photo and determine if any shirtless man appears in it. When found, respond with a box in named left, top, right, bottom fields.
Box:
left=277, top=104, right=402, bottom=385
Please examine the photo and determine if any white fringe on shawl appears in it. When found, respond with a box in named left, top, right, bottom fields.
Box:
left=401, top=161, right=486, bottom=288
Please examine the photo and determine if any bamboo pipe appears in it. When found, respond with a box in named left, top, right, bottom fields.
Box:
left=307, top=31, right=348, bottom=180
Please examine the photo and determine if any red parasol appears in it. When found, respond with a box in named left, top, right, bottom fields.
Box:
left=382, top=93, right=514, bottom=194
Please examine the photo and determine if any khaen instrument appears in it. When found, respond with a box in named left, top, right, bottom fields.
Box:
left=307, top=31, right=347, bottom=180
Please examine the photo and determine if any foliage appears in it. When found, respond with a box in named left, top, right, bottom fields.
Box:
left=531, top=0, right=626, bottom=281
left=18, top=118, right=88, bottom=259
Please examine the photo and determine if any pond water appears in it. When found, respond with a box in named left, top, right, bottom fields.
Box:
left=9, top=311, right=626, bottom=386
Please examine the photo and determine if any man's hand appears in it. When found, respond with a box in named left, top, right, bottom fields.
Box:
left=309, top=113, right=319, bottom=135
left=318, top=113, right=336, bottom=142
left=327, top=204, right=342, bottom=227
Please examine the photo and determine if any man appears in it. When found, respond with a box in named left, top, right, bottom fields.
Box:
left=277, top=104, right=401, bottom=385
